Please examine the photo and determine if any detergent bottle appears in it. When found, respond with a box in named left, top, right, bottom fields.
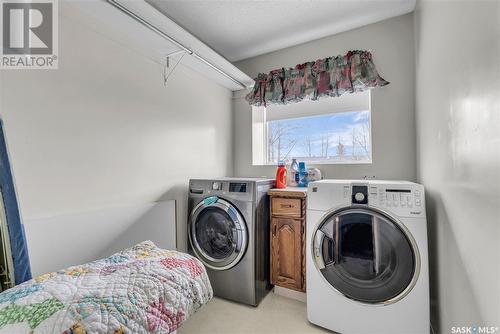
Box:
left=298, top=161, right=308, bottom=187
left=287, top=158, right=299, bottom=187
left=275, top=160, right=287, bottom=189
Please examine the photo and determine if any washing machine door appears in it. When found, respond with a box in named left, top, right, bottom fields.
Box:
left=312, top=207, right=420, bottom=305
left=189, top=196, right=248, bottom=270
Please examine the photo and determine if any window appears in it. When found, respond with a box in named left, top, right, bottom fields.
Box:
left=252, top=90, right=372, bottom=165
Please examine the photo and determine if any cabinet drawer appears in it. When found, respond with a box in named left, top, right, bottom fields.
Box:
left=271, top=197, right=302, bottom=217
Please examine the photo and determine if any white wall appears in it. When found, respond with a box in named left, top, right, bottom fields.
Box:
left=25, top=201, right=177, bottom=276
left=233, top=14, right=416, bottom=181
left=414, top=1, right=500, bottom=332
left=0, top=2, right=233, bottom=272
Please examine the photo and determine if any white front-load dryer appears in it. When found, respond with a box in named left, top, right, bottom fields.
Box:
left=306, top=180, right=429, bottom=334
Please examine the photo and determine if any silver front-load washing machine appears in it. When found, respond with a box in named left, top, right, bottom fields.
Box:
left=188, top=178, right=274, bottom=306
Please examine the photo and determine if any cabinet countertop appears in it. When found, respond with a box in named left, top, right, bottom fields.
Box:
left=268, top=187, right=307, bottom=198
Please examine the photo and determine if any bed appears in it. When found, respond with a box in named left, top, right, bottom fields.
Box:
left=0, top=241, right=212, bottom=333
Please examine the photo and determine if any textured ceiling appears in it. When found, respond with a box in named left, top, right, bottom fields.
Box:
left=146, top=0, right=416, bottom=62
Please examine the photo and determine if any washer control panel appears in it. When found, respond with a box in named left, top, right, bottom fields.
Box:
left=368, top=185, right=425, bottom=218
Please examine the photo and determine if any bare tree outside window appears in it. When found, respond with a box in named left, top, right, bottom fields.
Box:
left=320, top=133, right=330, bottom=158
left=337, top=138, right=345, bottom=158
left=267, top=121, right=299, bottom=162
left=352, top=123, right=371, bottom=158
left=303, top=135, right=313, bottom=158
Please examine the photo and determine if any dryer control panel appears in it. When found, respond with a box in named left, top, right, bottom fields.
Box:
left=368, top=184, right=426, bottom=218
left=307, top=180, right=426, bottom=219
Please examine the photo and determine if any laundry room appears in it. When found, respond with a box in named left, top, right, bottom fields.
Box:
left=0, top=0, right=498, bottom=333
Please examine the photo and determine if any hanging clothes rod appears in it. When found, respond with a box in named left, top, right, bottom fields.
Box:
left=106, top=0, right=248, bottom=89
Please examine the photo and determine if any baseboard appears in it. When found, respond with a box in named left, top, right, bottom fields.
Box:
left=273, top=286, right=306, bottom=303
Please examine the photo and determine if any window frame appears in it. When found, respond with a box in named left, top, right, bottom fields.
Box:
left=252, top=92, right=373, bottom=166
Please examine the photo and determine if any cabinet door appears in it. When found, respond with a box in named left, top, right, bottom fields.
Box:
left=271, top=217, right=303, bottom=291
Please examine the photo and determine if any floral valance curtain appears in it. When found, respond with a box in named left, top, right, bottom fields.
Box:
left=245, top=50, right=389, bottom=107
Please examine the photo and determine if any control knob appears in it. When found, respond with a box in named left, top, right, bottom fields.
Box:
left=354, top=192, right=365, bottom=203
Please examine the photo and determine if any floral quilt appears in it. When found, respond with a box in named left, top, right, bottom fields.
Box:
left=0, top=241, right=213, bottom=334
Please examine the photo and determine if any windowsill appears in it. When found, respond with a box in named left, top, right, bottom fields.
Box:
left=252, top=160, right=373, bottom=167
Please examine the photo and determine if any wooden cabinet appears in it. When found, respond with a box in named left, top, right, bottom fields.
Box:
left=271, top=217, right=304, bottom=291
left=269, top=190, right=307, bottom=292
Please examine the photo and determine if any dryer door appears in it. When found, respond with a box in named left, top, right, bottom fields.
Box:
left=312, top=207, right=420, bottom=305
left=189, top=196, right=248, bottom=270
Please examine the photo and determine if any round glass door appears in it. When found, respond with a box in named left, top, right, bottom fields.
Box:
left=312, top=208, right=419, bottom=304
left=189, top=197, right=247, bottom=270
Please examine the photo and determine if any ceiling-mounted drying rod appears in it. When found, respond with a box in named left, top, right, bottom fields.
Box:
left=106, top=0, right=247, bottom=89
